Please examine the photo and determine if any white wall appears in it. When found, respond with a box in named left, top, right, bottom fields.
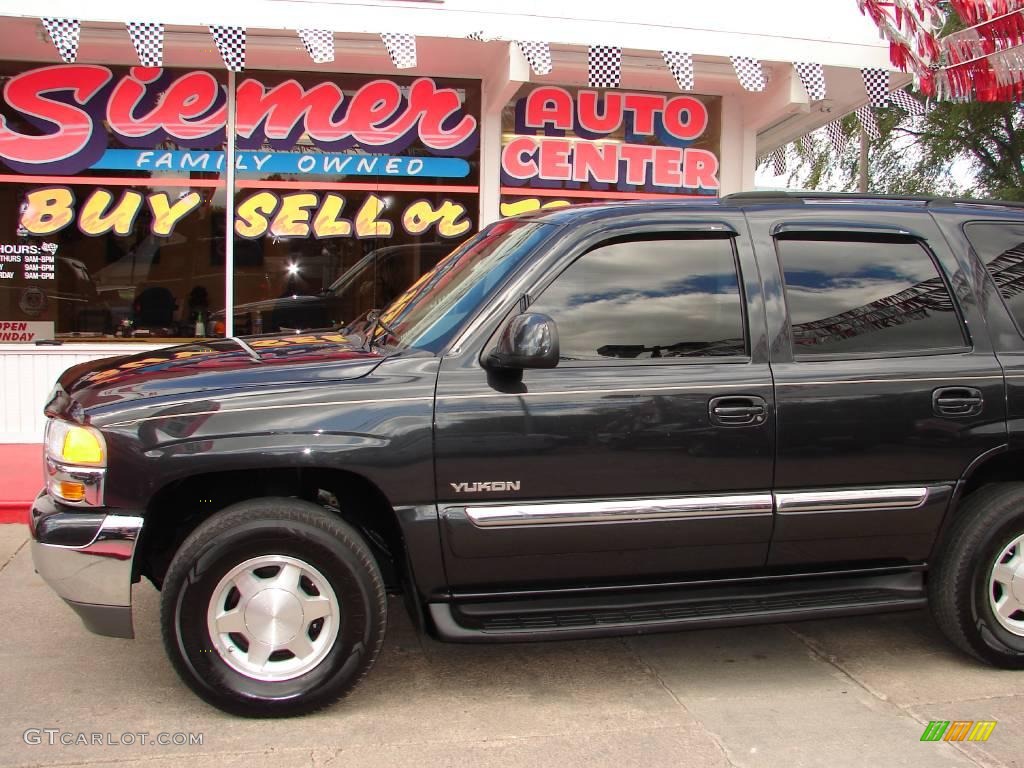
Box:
left=0, top=344, right=164, bottom=443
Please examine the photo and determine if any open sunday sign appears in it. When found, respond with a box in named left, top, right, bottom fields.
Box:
left=92, top=149, right=470, bottom=178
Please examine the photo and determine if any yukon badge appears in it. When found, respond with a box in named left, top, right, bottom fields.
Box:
left=450, top=481, right=521, bottom=493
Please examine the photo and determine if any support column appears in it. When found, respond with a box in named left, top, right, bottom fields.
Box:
left=479, top=43, right=530, bottom=227
left=223, top=70, right=237, bottom=338
left=719, top=95, right=756, bottom=195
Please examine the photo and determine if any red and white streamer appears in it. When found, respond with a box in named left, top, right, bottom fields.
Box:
left=938, top=3, right=1024, bottom=101
left=857, top=0, right=945, bottom=94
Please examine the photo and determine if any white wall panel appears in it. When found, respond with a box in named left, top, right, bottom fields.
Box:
left=0, top=344, right=164, bottom=444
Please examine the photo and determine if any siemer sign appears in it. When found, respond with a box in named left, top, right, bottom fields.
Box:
left=0, top=65, right=480, bottom=240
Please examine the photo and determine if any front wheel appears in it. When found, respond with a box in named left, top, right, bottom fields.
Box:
left=160, top=498, right=387, bottom=717
left=930, top=483, right=1024, bottom=668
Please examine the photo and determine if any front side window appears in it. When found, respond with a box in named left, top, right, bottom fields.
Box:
left=963, top=222, right=1024, bottom=334
left=777, top=237, right=966, bottom=358
left=365, top=219, right=552, bottom=352
left=527, top=236, right=746, bottom=361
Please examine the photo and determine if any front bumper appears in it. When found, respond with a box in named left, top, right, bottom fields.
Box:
left=29, top=492, right=144, bottom=639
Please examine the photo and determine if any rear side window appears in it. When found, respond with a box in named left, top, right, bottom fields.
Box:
left=964, top=222, right=1024, bottom=334
left=776, top=237, right=966, bottom=358
left=529, top=236, right=746, bottom=361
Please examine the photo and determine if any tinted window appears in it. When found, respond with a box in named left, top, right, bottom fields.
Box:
left=529, top=237, right=746, bottom=361
left=777, top=237, right=965, bottom=357
left=964, top=222, right=1024, bottom=334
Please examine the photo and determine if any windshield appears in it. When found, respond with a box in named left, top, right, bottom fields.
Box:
left=361, top=219, right=551, bottom=352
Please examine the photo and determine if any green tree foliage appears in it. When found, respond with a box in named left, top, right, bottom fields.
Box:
left=791, top=100, right=1024, bottom=200
left=790, top=0, right=1024, bottom=201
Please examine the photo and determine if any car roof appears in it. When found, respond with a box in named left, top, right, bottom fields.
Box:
left=511, top=193, right=1024, bottom=226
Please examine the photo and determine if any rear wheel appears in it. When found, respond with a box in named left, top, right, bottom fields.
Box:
left=160, top=498, right=387, bottom=717
left=930, top=483, right=1024, bottom=668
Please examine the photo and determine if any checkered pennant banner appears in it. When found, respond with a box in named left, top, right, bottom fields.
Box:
left=794, top=61, right=826, bottom=101
left=298, top=29, right=334, bottom=64
left=889, top=89, right=925, bottom=116
left=769, top=147, right=787, bottom=175
left=855, top=105, right=880, bottom=140
left=515, top=41, right=552, bottom=76
left=210, top=25, right=246, bottom=72
left=731, top=56, right=766, bottom=92
left=662, top=51, right=693, bottom=91
left=127, top=22, right=164, bottom=67
left=824, top=120, right=847, bottom=154
left=42, top=18, right=80, bottom=63
left=861, top=68, right=890, bottom=108
left=381, top=33, right=417, bottom=69
left=588, top=46, right=621, bottom=89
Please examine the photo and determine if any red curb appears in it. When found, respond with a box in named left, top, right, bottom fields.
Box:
left=0, top=444, right=41, bottom=524
left=0, top=502, right=30, bottom=524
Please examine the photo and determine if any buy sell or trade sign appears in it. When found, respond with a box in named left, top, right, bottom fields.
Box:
left=18, top=187, right=473, bottom=240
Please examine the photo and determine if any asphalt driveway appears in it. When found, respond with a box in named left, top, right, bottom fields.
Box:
left=1, top=524, right=1020, bottom=768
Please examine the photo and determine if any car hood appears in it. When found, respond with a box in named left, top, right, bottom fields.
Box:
left=53, top=332, right=386, bottom=415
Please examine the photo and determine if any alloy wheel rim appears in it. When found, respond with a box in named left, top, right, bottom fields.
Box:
left=206, top=554, right=340, bottom=681
left=988, top=533, right=1024, bottom=637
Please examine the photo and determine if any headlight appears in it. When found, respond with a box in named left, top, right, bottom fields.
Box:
left=45, top=419, right=106, bottom=466
left=44, top=419, right=106, bottom=506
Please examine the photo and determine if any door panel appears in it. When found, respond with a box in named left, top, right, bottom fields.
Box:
left=434, top=218, right=774, bottom=591
left=746, top=208, right=1007, bottom=568
left=436, top=362, right=775, bottom=589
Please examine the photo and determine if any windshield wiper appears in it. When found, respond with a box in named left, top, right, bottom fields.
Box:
left=230, top=336, right=263, bottom=362
left=365, top=309, right=400, bottom=350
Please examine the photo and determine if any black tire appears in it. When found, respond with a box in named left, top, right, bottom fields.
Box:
left=160, top=497, right=387, bottom=717
left=930, top=482, right=1024, bottom=668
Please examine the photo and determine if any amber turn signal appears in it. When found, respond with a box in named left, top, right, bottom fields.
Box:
left=56, top=480, right=86, bottom=502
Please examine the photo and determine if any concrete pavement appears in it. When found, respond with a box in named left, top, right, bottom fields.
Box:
left=0, top=522, right=1019, bottom=768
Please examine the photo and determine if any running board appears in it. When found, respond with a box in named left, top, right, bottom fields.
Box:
left=430, top=572, right=926, bottom=642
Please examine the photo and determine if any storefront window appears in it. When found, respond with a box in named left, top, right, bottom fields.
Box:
left=0, top=63, right=227, bottom=341
left=226, top=71, right=481, bottom=335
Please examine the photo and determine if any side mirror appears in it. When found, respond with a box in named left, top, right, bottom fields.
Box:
left=485, top=312, right=559, bottom=370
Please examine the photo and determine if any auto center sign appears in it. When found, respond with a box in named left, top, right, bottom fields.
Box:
left=500, top=85, right=721, bottom=215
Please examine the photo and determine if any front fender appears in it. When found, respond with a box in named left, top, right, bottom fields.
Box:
left=96, top=355, right=441, bottom=511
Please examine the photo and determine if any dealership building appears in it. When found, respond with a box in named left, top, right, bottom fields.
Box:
left=0, top=0, right=905, bottom=516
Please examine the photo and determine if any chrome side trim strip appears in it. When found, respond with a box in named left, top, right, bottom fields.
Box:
left=464, top=494, right=773, bottom=528
left=776, top=375, right=1001, bottom=387
left=775, top=487, right=931, bottom=514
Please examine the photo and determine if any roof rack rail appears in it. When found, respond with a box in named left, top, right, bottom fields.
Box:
left=722, top=191, right=1024, bottom=210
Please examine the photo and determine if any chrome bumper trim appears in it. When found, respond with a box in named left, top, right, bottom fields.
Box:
left=465, top=494, right=774, bottom=528
left=775, top=487, right=931, bottom=514
left=31, top=513, right=143, bottom=609
left=44, top=457, right=106, bottom=507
